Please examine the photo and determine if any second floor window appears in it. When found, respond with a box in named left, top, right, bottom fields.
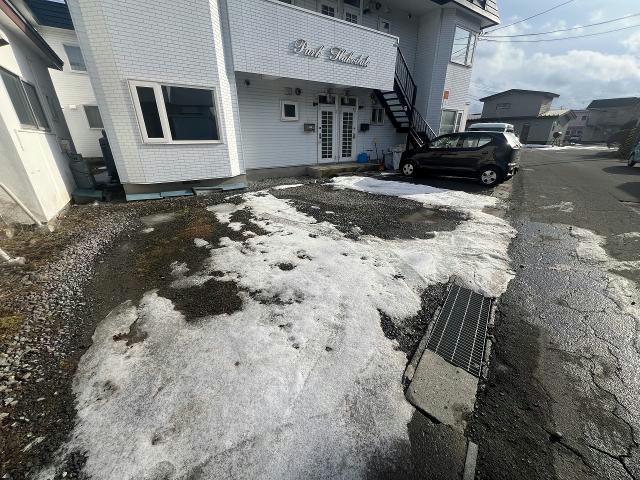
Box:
left=497, top=103, right=511, bottom=110
left=63, top=45, right=87, bottom=72
left=320, top=3, right=336, bottom=17
left=451, top=26, right=477, bottom=66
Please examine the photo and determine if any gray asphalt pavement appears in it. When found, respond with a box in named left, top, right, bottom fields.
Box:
left=470, top=148, right=640, bottom=480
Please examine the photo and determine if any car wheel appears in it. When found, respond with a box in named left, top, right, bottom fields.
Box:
left=629, top=154, right=637, bottom=167
left=401, top=160, right=417, bottom=177
left=478, top=167, right=502, bottom=187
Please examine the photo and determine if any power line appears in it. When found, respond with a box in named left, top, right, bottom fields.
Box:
left=483, top=12, right=640, bottom=38
left=480, top=23, right=640, bottom=42
left=485, top=0, right=575, bottom=33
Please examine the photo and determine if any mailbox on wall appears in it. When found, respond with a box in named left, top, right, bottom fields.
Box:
left=304, top=123, right=316, bottom=132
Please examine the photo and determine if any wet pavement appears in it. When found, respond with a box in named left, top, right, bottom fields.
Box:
left=470, top=148, right=640, bottom=480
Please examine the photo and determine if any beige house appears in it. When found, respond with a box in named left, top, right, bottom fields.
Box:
left=472, top=89, right=575, bottom=144
left=584, top=97, right=640, bottom=143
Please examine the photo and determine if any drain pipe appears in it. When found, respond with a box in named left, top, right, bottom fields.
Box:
left=0, top=247, right=25, bottom=265
left=0, top=182, right=43, bottom=227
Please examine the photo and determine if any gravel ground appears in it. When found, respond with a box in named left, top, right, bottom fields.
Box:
left=1, top=175, right=471, bottom=479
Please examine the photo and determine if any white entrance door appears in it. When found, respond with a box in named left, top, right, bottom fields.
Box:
left=339, top=106, right=357, bottom=162
left=318, top=105, right=337, bottom=163
left=318, top=0, right=337, bottom=17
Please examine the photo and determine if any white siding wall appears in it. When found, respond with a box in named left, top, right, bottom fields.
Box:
left=414, top=8, right=481, bottom=134
left=67, top=0, right=244, bottom=185
left=0, top=21, right=75, bottom=221
left=237, top=75, right=404, bottom=170
left=227, top=0, right=398, bottom=91
left=38, top=26, right=102, bottom=158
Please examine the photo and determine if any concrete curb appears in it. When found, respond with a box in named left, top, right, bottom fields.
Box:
left=463, top=441, right=479, bottom=480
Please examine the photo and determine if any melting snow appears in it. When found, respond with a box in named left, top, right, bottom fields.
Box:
left=43, top=178, right=516, bottom=479
left=541, top=201, right=575, bottom=213
left=272, top=183, right=304, bottom=190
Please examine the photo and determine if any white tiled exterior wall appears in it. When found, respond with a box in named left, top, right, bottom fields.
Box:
left=0, top=19, right=75, bottom=222
left=38, top=26, right=102, bottom=158
left=66, top=0, right=491, bottom=186
left=414, top=9, right=481, bottom=133
left=67, top=0, right=244, bottom=185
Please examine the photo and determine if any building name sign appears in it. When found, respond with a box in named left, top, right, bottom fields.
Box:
left=292, top=39, right=370, bottom=68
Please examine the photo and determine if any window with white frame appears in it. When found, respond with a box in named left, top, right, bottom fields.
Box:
left=320, top=3, right=335, bottom=16
left=0, top=67, right=49, bottom=130
left=450, top=26, right=477, bottom=66
left=46, top=95, right=60, bottom=122
left=440, top=110, right=463, bottom=134
left=281, top=100, right=299, bottom=121
left=371, top=108, right=384, bottom=125
left=129, top=81, right=221, bottom=143
left=83, top=105, right=104, bottom=129
left=63, top=45, right=86, bottom=72
left=345, top=11, right=358, bottom=23
left=378, top=18, right=391, bottom=33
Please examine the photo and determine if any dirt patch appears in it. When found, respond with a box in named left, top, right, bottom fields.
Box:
left=160, top=278, right=243, bottom=320
left=271, top=184, right=464, bottom=240
left=379, top=282, right=448, bottom=362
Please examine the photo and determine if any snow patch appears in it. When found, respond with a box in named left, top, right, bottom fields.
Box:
left=541, top=201, right=574, bottom=213
left=331, top=176, right=499, bottom=212
left=142, top=227, right=154, bottom=234
left=193, top=238, right=210, bottom=248
left=46, top=182, right=517, bottom=479
left=272, top=183, right=304, bottom=190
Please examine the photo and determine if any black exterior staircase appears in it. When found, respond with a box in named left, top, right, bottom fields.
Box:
left=374, top=49, right=437, bottom=150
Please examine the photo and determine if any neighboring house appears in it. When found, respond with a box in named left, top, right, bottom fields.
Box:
left=0, top=0, right=75, bottom=223
left=19, top=0, right=102, bottom=159
left=472, top=89, right=575, bottom=144
left=564, top=109, right=588, bottom=142
left=584, top=97, right=640, bottom=143
left=65, top=0, right=500, bottom=197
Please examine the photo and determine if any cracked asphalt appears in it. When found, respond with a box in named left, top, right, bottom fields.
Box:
left=470, top=148, right=640, bottom=480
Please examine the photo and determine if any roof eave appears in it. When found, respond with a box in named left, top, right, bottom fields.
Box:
left=0, top=0, right=63, bottom=70
left=432, top=0, right=500, bottom=28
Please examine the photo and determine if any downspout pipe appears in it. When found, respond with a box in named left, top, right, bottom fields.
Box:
left=0, top=181, right=43, bottom=227
left=0, top=247, right=25, bottom=265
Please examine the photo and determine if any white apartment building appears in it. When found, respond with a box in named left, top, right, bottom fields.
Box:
left=20, top=0, right=103, bottom=160
left=66, top=0, right=500, bottom=196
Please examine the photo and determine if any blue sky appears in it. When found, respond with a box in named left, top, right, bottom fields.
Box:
left=469, top=0, right=640, bottom=113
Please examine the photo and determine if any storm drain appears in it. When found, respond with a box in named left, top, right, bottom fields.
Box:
left=426, top=284, right=492, bottom=377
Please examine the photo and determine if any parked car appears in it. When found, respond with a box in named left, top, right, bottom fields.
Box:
left=467, top=122, right=516, bottom=134
left=629, top=140, right=639, bottom=167
left=399, top=131, right=520, bottom=187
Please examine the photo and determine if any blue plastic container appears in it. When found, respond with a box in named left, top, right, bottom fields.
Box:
left=357, top=152, right=369, bottom=164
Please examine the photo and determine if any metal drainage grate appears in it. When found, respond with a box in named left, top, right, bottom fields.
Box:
left=426, top=284, right=493, bottom=377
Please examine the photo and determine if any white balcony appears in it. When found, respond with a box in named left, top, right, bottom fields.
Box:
left=226, top=0, right=398, bottom=91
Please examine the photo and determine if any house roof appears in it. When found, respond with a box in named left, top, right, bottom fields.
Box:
left=479, top=89, right=560, bottom=102
left=539, top=109, right=574, bottom=118
left=24, top=0, right=72, bottom=29
left=587, top=97, right=640, bottom=109
left=0, top=0, right=63, bottom=69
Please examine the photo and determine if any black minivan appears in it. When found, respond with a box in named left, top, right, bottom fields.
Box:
left=399, top=131, right=521, bottom=187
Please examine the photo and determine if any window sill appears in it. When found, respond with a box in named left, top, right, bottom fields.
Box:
left=141, top=140, right=224, bottom=145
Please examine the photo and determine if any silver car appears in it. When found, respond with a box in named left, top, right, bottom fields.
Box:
left=630, top=140, right=640, bottom=167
